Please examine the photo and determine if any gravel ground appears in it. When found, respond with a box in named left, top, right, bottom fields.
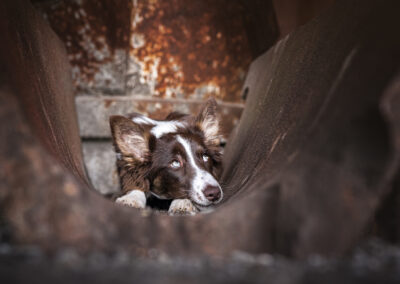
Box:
left=0, top=239, right=400, bottom=283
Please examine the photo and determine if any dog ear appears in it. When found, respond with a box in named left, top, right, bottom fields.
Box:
left=109, top=115, right=148, bottom=161
left=196, top=98, right=220, bottom=146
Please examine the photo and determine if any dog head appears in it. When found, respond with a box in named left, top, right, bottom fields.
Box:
left=110, top=98, right=223, bottom=210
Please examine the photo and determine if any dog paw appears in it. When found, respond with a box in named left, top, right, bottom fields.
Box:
left=116, top=190, right=146, bottom=209
left=168, top=199, right=198, bottom=216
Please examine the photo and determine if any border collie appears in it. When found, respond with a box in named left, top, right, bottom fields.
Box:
left=109, top=98, right=223, bottom=215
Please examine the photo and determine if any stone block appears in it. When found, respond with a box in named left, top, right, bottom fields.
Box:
left=76, top=95, right=243, bottom=138
left=82, top=141, right=119, bottom=195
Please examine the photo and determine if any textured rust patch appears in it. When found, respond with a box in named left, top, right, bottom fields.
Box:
left=39, top=0, right=131, bottom=85
left=131, top=0, right=252, bottom=101
left=38, top=0, right=253, bottom=100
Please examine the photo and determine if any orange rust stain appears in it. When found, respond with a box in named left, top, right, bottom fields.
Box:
left=39, top=0, right=252, bottom=101
left=131, top=0, right=252, bottom=102
left=104, top=99, right=114, bottom=108
left=41, top=0, right=131, bottom=86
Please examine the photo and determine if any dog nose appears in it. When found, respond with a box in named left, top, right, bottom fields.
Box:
left=203, top=186, right=221, bottom=202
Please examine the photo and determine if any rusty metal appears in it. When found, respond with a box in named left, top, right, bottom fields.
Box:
left=0, top=0, right=89, bottom=186
left=272, top=0, right=336, bottom=38
left=2, top=0, right=400, bottom=263
left=129, top=0, right=252, bottom=101
left=36, top=0, right=336, bottom=100
left=37, top=0, right=131, bottom=90
left=37, top=0, right=253, bottom=102
left=221, top=0, right=400, bottom=257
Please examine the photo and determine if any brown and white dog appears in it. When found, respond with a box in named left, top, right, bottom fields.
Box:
left=109, top=98, right=223, bottom=215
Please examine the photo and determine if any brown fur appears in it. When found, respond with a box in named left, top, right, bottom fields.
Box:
left=110, top=98, right=223, bottom=206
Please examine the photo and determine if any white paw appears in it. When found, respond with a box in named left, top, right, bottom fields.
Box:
left=168, top=199, right=198, bottom=216
left=116, top=190, right=146, bottom=209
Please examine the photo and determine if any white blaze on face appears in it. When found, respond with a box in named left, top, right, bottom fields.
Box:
left=132, top=116, right=185, bottom=138
left=176, top=136, right=223, bottom=206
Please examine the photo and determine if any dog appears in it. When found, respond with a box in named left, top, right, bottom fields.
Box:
left=109, top=98, right=223, bottom=215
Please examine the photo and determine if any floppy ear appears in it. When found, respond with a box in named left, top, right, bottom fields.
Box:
left=195, top=98, right=220, bottom=146
left=109, top=115, right=148, bottom=161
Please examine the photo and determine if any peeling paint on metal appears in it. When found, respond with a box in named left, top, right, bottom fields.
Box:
left=129, top=0, right=252, bottom=101
left=37, top=0, right=131, bottom=90
left=37, top=0, right=252, bottom=102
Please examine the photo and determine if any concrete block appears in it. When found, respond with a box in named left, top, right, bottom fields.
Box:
left=82, top=141, right=119, bottom=195
left=76, top=95, right=243, bottom=138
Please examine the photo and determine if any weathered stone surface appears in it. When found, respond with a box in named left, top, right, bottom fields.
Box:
left=82, top=141, right=119, bottom=194
left=76, top=95, right=243, bottom=138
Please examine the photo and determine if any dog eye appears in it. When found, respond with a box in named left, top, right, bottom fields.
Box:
left=202, top=154, right=209, bottom=163
left=169, top=160, right=181, bottom=169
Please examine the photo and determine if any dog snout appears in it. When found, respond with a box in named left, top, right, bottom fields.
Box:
left=203, top=186, right=221, bottom=202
